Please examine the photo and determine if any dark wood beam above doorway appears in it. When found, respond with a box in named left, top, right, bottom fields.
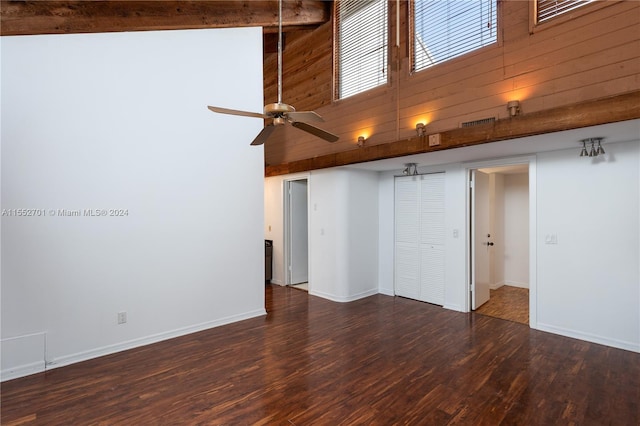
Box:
left=0, top=1, right=331, bottom=36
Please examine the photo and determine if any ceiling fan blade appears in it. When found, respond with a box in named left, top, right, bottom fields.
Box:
left=291, top=121, right=339, bottom=143
left=287, top=111, right=324, bottom=123
left=207, top=105, right=267, bottom=119
left=250, top=125, right=277, bottom=146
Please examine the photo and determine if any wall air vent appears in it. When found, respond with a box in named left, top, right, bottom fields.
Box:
left=460, top=117, right=496, bottom=128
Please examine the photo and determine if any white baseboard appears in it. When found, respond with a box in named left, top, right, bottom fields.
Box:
left=443, top=304, right=464, bottom=312
left=1, top=332, right=47, bottom=382
left=3, top=309, right=266, bottom=382
left=378, top=287, right=394, bottom=296
left=269, top=278, right=284, bottom=286
left=536, top=322, right=640, bottom=353
left=1, top=360, right=46, bottom=382
left=490, top=282, right=505, bottom=290
left=310, top=288, right=379, bottom=303
left=504, top=280, right=529, bottom=289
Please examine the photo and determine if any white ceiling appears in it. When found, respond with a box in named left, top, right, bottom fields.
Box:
left=344, top=119, right=640, bottom=172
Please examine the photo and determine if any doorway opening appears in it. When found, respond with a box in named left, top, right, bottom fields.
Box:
left=469, top=163, right=530, bottom=325
left=283, top=178, right=309, bottom=292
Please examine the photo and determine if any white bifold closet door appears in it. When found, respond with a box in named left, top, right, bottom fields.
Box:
left=394, top=173, right=445, bottom=305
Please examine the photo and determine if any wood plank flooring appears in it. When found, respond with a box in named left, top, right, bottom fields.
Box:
left=475, top=285, right=529, bottom=325
left=2, top=284, right=639, bottom=425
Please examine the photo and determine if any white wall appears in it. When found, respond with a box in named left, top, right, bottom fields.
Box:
left=378, top=174, right=395, bottom=296
left=265, top=127, right=639, bottom=352
left=503, top=173, right=529, bottom=288
left=1, top=28, right=266, bottom=380
left=265, top=168, right=378, bottom=301
left=343, top=169, right=380, bottom=300
left=376, top=137, right=639, bottom=352
left=536, top=140, right=639, bottom=351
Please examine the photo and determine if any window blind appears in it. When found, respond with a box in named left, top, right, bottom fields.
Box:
left=335, top=0, right=388, bottom=99
left=536, top=0, right=594, bottom=24
left=412, top=0, right=496, bottom=72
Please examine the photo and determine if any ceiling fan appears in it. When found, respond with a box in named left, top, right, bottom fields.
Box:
left=207, top=0, right=339, bottom=146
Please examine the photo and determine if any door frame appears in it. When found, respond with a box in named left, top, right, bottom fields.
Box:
left=283, top=176, right=310, bottom=287
left=464, top=155, right=537, bottom=328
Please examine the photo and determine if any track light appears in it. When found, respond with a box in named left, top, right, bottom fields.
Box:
left=580, top=137, right=605, bottom=158
left=415, top=123, right=425, bottom=137
left=402, top=163, right=418, bottom=176
left=579, top=139, right=588, bottom=157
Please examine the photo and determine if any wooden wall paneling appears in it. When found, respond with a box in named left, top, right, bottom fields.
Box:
left=264, top=0, right=639, bottom=169
left=500, top=0, right=530, bottom=44
left=405, top=47, right=506, bottom=96
left=401, top=69, right=507, bottom=117
left=265, top=91, right=640, bottom=176
left=503, top=13, right=639, bottom=79
left=264, top=20, right=333, bottom=111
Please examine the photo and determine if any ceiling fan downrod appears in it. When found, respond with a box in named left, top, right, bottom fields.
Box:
left=277, top=0, right=283, bottom=106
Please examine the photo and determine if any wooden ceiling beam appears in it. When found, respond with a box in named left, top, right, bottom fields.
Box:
left=0, top=1, right=331, bottom=36
left=265, top=91, right=640, bottom=177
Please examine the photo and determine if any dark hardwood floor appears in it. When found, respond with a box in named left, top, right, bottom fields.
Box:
left=2, top=284, right=639, bottom=425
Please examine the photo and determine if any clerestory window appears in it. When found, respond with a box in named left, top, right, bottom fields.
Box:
left=334, top=0, right=389, bottom=99
left=412, top=0, right=497, bottom=72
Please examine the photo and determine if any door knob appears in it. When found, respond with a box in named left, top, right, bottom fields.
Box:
left=488, top=242, right=494, bottom=246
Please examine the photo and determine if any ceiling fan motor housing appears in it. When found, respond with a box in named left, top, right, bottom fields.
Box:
left=264, top=102, right=295, bottom=115
left=265, top=103, right=295, bottom=126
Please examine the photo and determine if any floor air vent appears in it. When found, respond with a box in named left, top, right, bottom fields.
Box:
left=461, top=117, right=496, bottom=128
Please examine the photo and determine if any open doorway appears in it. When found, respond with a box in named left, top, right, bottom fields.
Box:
left=470, top=164, right=530, bottom=324
left=284, top=178, right=309, bottom=292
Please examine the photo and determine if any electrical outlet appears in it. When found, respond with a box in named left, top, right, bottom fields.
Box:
left=117, top=311, right=127, bottom=324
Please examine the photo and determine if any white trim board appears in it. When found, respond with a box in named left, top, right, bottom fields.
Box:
left=2, top=309, right=266, bottom=382
left=309, top=288, right=379, bottom=303
left=537, top=322, right=640, bottom=353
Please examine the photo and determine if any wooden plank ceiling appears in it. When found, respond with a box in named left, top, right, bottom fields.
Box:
left=0, top=1, right=330, bottom=35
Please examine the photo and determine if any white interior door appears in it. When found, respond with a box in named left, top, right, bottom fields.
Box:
left=420, top=173, right=445, bottom=305
left=395, top=177, right=420, bottom=299
left=471, top=170, right=491, bottom=309
left=288, top=179, right=309, bottom=285
left=395, top=174, right=445, bottom=305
